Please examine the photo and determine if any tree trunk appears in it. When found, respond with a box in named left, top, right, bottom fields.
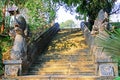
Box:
left=88, top=17, right=94, bottom=31
left=0, top=6, right=6, bottom=34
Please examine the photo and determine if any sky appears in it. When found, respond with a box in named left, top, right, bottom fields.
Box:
left=55, top=6, right=80, bottom=27
left=55, top=0, right=120, bottom=24
left=55, top=6, right=77, bottom=23
left=110, top=0, right=120, bottom=22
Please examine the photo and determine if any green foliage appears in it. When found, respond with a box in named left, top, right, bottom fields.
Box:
left=0, top=1, right=3, bottom=22
left=111, top=22, right=120, bottom=28
left=21, top=0, right=56, bottom=33
left=0, top=39, right=3, bottom=75
left=114, top=77, right=120, bottom=80
left=0, top=0, right=57, bottom=33
left=52, top=0, right=116, bottom=31
left=96, top=29, right=120, bottom=60
left=0, top=36, right=11, bottom=75
left=60, top=20, right=76, bottom=29
left=96, top=29, right=120, bottom=75
left=0, top=46, right=3, bottom=75
left=53, top=0, right=115, bottom=18
left=0, top=0, right=57, bottom=75
left=0, top=36, right=12, bottom=52
left=8, top=0, right=28, bottom=8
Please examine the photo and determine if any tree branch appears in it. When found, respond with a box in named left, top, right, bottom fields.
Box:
left=110, top=5, right=120, bottom=15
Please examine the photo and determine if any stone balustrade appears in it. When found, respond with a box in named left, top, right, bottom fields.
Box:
left=3, top=60, right=22, bottom=77
left=3, top=23, right=60, bottom=77
left=80, top=21, right=118, bottom=79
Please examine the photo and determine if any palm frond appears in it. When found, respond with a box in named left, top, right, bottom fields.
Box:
left=96, top=29, right=120, bottom=60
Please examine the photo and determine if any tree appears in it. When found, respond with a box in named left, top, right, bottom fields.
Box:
left=0, top=0, right=57, bottom=34
left=52, top=0, right=117, bottom=31
left=60, top=20, right=76, bottom=29
left=0, top=0, right=8, bottom=33
left=25, top=0, right=57, bottom=30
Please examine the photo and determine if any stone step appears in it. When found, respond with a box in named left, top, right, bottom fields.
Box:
left=37, top=53, right=93, bottom=57
left=29, top=70, right=69, bottom=75
left=32, top=61, right=94, bottom=66
left=30, top=64, right=70, bottom=68
left=29, top=66, right=95, bottom=72
left=30, top=64, right=95, bottom=72
left=70, top=63, right=95, bottom=67
left=25, top=71, right=95, bottom=75
left=30, top=62, right=70, bottom=68
left=42, top=58, right=92, bottom=61
left=35, top=58, right=93, bottom=62
left=40, top=54, right=93, bottom=57
left=30, top=64, right=95, bottom=69
left=29, top=67, right=70, bottom=72
left=29, top=68, right=95, bottom=75
left=69, top=72, right=95, bottom=76
left=11, top=75, right=111, bottom=80
left=37, top=55, right=93, bottom=59
left=33, top=59, right=94, bottom=64
left=33, top=60, right=93, bottom=64
left=37, top=72, right=95, bottom=76
left=27, top=71, right=95, bottom=76
left=34, top=58, right=94, bottom=63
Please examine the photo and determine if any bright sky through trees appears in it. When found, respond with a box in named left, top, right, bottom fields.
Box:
left=55, top=6, right=79, bottom=23
left=55, top=0, right=120, bottom=24
left=110, top=0, right=120, bottom=22
left=55, top=6, right=80, bottom=27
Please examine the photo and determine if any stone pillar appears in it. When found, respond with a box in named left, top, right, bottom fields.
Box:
left=3, top=60, right=22, bottom=77
left=94, top=47, right=118, bottom=76
left=80, top=21, right=118, bottom=77
left=4, top=6, right=29, bottom=77
left=98, top=62, right=118, bottom=76
left=90, top=9, right=118, bottom=77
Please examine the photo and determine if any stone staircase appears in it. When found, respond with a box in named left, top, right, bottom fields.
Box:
left=14, top=29, right=97, bottom=80
left=2, top=29, right=116, bottom=80
left=27, top=49, right=95, bottom=76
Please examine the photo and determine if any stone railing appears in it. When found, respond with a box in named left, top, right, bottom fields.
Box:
left=80, top=22, right=118, bottom=79
left=3, top=23, right=60, bottom=77
left=26, top=23, right=60, bottom=65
